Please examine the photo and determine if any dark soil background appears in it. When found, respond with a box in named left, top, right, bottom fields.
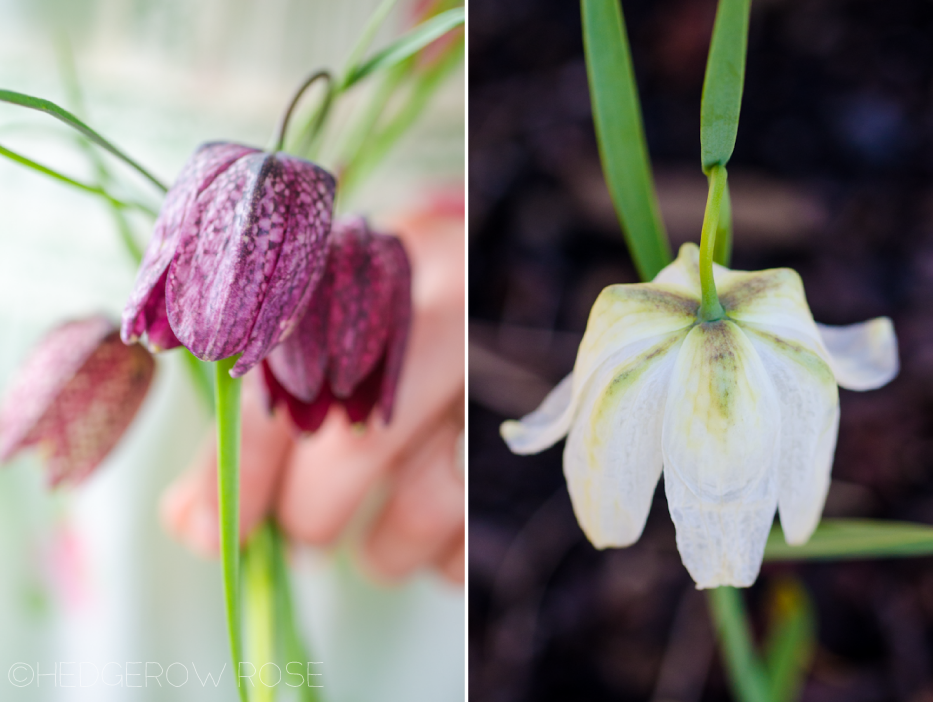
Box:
left=468, top=1, right=933, bottom=700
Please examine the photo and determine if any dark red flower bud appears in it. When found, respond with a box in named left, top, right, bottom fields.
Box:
left=121, top=142, right=336, bottom=377
left=0, top=316, right=155, bottom=485
left=263, top=216, right=412, bottom=432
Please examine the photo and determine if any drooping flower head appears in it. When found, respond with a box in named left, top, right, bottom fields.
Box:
left=262, top=216, right=412, bottom=432
left=0, top=316, right=155, bottom=485
left=121, top=142, right=336, bottom=377
left=501, top=244, right=898, bottom=589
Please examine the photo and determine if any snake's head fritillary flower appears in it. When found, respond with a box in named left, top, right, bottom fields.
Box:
left=501, top=243, right=899, bottom=589
left=262, top=216, right=412, bottom=432
left=120, top=142, right=336, bottom=377
left=0, top=316, right=155, bottom=485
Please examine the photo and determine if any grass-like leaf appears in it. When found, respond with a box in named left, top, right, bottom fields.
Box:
left=0, top=142, right=157, bottom=217
left=765, top=519, right=933, bottom=561
left=342, top=7, right=464, bottom=89
left=581, top=0, right=671, bottom=282
left=0, top=89, right=168, bottom=193
left=700, top=0, right=751, bottom=171
left=707, top=587, right=772, bottom=702
left=764, top=578, right=815, bottom=702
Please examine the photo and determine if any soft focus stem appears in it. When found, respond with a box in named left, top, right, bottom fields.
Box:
left=699, top=163, right=727, bottom=321
left=244, top=523, right=275, bottom=702
left=707, top=587, right=771, bottom=702
left=215, top=358, right=248, bottom=702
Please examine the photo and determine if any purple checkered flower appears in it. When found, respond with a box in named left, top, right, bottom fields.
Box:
left=121, top=142, right=336, bottom=377
left=263, top=216, right=412, bottom=432
left=0, top=316, right=155, bottom=485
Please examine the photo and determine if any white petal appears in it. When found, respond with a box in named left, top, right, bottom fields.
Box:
left=500, top=372, right=574, bottom=455
left=817, top=318, right=899, bottom=391
left=502, top=279, right=698, bottom=456
left=745, top=327, right=840, bottom=545
left=662, top=321, right=780, bottom=588
left=653, top=242, right=702, bottom=294
left=563, top=333, right=685, bottom=548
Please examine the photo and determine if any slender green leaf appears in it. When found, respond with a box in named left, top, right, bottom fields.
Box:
left=272, top=524, right=323, bottom=702
left=342, top=7, right=464, bottom=89
left=707, top=587, right=771, bottom=702
left=764, top=578, right=815, bottom=702
left=765, top=519, right=933, bottom=561
left=581, top=0, right=671, bottom=281
left=215, top=360, right=248, bottom=702
left=0, top=89, right=168, bottom=192
left=0, top=142, right=157, bottom=217
left=700, top=0, right=751, bottom=170
left=340, top=34, right=464, bottom=200
left=183, top=350, right=215, bottom=413
left=342, top=0, right=402, bottom=81
left=56, top=37, right=147, bottom=265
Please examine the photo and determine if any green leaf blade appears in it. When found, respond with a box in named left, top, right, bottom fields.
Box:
left=0, top=89, right=168, bottom=193
left=765, top=519, right=933, bottom=561
left=581, top=0, right=671, bottom=282
left=700, top=0, right=751, bottom=170
left=343, top=7, right=464, bottom=89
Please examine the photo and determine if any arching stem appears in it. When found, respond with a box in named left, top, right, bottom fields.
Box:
left=274, top=71, right=332, bottom=153
left=699, top=163, right=728, bottom=321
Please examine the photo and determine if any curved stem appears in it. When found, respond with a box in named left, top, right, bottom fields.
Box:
left=215, top=358, right=248, bottom=702
left=274, top=71, right=332, bottom=153
left=699, top=163, right=728, bottom=321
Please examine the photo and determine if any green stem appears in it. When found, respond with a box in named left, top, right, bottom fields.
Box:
left=274, top=71, right=332, bottom=153
left=244, top=523, right=276, bottom=702
left=699, top=163, right=727, bottom=321
left=707, top=587, right=772, bottom=702
left=215, top=358, right=248, bottom=702
left=713, top=180, right=733, bottom=267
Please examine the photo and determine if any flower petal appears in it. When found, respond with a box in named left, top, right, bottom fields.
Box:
left=326, top=219, right=395, bottom=397
left=575, top=281, right=698, bottom=391
left=231, top=153, right=335, bottom=377
left=0, top=316, right=114, bottom=462
left=500, top=372, right=574, bottom=455
left=122, top=142, right=259, bottom=346
left=168, top=152, right=333, bottom=372
left=745, top=327, right=839, bottom=545
left=816, top=318, right=899, bottom=391
left=374, top=233, right=412, bottom=422
left=653, top=242, right=702, bottom=293
left=563, top=333, right=685, bottom=548
left=662, top=320, right=780, bottom=588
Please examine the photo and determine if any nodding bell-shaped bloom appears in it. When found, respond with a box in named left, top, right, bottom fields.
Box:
left=0, top=316, right=155, bottom=485
left=501, top=244, right=899, bottom=589
left=262, top=216, right=412, bottom=432
left=121, top=142, right=336, bottom=377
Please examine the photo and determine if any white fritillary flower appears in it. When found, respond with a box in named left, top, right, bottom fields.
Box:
left=501, top=243, right=898, bottom=588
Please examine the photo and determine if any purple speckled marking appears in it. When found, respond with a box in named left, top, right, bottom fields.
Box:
left=1, top=316, right=155, bottom=485
left=231, top=153, right=335, bottom=377
left=263, top=216, right=412, bottom=429
left=122, top=143, right=259, bottom=349
left=163, top=150, right=335, bottom=372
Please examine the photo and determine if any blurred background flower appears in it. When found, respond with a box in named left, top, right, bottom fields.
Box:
left=469, top=0, right=933, bottom=700
left=0, top=1, right=463, bottom=700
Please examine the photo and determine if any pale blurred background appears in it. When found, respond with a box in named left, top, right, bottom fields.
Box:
left=0, top=1, right=464, bottom=700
